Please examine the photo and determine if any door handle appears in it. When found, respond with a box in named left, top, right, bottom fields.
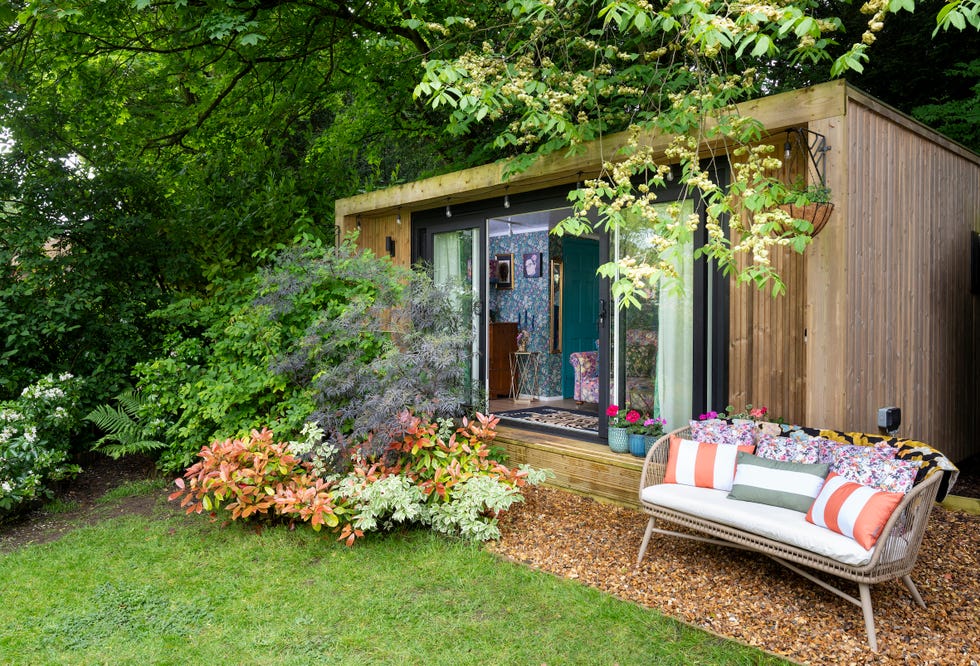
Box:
left=598, top=298, right=607, bottom=328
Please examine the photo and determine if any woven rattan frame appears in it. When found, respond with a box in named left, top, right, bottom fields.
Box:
left=636, top=427, right=941, bottom=652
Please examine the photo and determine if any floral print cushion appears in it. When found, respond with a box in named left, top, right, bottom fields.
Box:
left=762, top=423, right=958, bottom=500
left=689, top=419, right=755, bottom=447
left=755, top=435, right=822, bottom=464
left=830, top=447, right=920, bottom=494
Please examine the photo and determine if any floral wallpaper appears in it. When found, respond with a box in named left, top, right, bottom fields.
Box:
left=488, top=230, right=564, bottom=397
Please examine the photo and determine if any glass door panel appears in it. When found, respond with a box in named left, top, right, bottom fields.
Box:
left=614, top=199, right=695, bottom=431
left=432, top=228, right=481, bottom=407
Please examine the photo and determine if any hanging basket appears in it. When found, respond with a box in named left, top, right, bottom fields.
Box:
left=778, top=202, right=835, bottom=237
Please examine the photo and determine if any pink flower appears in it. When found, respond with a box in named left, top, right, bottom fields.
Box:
left=626, top=410, right=641, bottom=424
left=606, top=405, right=620, bottom=417
left=643, top=418, right=657, bottom=427
left=749, top=406, right=768, bottom=419
left=699, top=410, right=718, bottom=420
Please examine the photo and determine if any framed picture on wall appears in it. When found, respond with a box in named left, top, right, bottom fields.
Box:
left=495, top=253, right=513, bottom=289
left=523, top=252, right=542, bottom=278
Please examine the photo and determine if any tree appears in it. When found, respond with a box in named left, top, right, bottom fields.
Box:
left=415, top=0, right=980, bottom=303
left=0, top=0, right=503, bottom=404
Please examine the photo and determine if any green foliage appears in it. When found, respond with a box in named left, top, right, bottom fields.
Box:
left=136, top=234, right=472, bottom=474
left=0, top=374, right=82, bottom=517
left=169, top=428, right=341, bottom=526
left=416, top=0, right=980, bottom=302
left=0, top=159, right=189, bottom=405
left=912, top=58, right=980, bottom=150
left=85, top=390, right=167, bottom=460
left=783, top=180, right=833, bottom=205
left=170, top=414, right=551, bottom=545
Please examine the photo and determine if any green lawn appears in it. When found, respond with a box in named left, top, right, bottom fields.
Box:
left=0, top=489, right=789, bottom=665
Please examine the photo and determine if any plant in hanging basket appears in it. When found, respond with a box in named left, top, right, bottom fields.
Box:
left=777, top=183, right=834, bottom=236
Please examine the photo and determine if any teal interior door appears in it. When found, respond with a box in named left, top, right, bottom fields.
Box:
left=561, top=237, right=600, bottom=398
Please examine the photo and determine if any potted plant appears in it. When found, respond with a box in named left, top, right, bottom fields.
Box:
left=778, top=180, right=834, bottom=236
left=625, top=409, right=647, bottom=457
left=638, top=416, right=667, bottom=456
left=605, top=405, right=630, bottom=453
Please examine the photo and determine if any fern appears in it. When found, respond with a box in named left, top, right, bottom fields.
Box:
left=85, top=390, right=166, bottom=459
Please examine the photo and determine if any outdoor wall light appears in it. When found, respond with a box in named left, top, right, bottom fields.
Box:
left=784, top=127, right=831, bottom=188
left=503, top=187, right=511, bottom=209
left=395, top=208, right=402, bottom=225
left=445, top=200, right=452, bottom=218
left=385, top=236, right=395, bottom=257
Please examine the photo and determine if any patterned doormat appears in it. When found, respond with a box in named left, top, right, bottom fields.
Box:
left=496, top=405, right=599, bottom=433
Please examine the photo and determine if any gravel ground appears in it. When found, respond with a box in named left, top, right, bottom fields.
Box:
left=488, top=484, right=980, bottom=666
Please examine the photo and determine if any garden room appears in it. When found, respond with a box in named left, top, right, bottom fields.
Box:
left=406, top=174, right=729, bottom=447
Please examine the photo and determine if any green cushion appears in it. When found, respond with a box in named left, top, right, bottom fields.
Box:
left=728, top=452, right=830, bottom=513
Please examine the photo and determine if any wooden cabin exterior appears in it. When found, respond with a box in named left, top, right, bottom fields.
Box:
left=335, top=81, right=980, bottom=506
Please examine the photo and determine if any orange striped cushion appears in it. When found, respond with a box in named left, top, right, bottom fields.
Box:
left=664, top=436, right=755, bottom=491
left=805, top=472, right=904, bottom=549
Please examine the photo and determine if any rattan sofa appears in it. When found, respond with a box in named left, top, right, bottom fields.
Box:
left=636, top=426, right=942, bottom=652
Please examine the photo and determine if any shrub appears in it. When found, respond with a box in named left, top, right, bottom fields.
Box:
left=170, top=414, right=551, bottom=544
left=0, top=374, right=82, bottom=516
left=138, top=234, right=474, bottom=474
left=170, top=428, right=315, bottom=521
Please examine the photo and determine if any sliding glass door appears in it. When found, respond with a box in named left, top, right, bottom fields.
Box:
left=614, top=199, right=696, bottom=432
left=430, top=226, right=482, bottom=407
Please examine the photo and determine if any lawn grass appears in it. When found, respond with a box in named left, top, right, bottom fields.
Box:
left=0, top=491, right=790, bottom=665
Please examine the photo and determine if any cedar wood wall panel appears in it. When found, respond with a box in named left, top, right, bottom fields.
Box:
left=845, top=102, right=980, bottom=463
left=341, top=213, right=411, bottom=269
left=728, top=136, right=808, bottom=425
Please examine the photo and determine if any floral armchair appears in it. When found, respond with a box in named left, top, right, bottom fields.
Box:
left=569, top=350, right=600, bottom=404
left=569, top=330, right=657, bottom=411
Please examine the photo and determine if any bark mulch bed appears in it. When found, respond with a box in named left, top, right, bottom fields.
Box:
left=487, top=483, right=980, bottom=666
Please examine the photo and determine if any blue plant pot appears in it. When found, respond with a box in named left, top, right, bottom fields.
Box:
left=628, top=433, right=647, bottom=457
left=607, top=426, right=629, bottom=453
left=643, top=435, right=658, bottom=456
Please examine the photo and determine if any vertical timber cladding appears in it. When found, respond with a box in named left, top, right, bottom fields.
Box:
left=342, top=212, right=412, bottom=269
left=843, top=98, right=980, bottom=463
left=727, top=133, right=808, bottom=425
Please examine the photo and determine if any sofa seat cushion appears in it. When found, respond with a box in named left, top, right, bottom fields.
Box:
left=640, top=483, right=877, bottom=566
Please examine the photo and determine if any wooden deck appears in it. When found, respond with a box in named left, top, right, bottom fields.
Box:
left=494, top=424, right=643, bottom=507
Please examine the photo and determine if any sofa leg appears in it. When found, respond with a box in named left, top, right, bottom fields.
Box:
left=902, top=575, right=927, bottom=609
left=858, top=583, right=878, bottom=652
left=636, top=517, right=656, bottom=566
